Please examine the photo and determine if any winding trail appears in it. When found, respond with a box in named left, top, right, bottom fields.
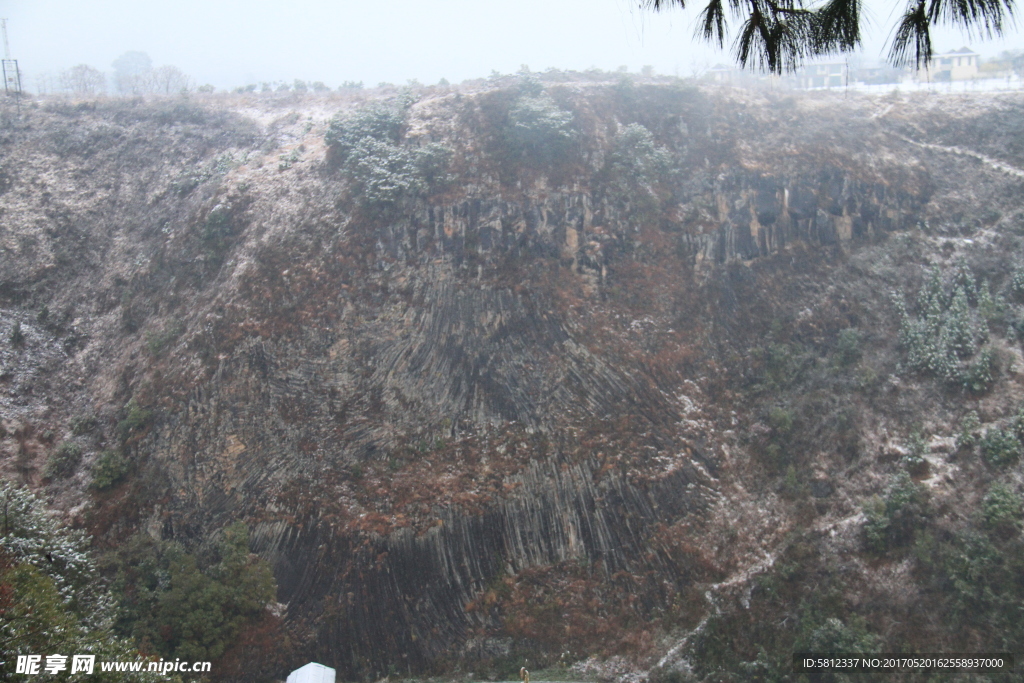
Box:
left=900, top=136, right=1024, bottom=179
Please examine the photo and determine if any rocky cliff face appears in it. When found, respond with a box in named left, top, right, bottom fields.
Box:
left=3, top=83, right=1023, bottom=681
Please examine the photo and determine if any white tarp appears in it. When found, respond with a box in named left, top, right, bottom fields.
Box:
left=286, top=662, right=336, bottom=683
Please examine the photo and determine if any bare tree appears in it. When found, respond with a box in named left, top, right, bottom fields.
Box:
left=34, top=72, right=59, bottom=96
left=109, top=51, right=192, bottom=97
left=116, top=71, right=154, bottom=96
left=152, top=65, right=191, bottom=95
left=112, top=51, right=152, bottom=95
left=59, top=64, right=106, bottom=96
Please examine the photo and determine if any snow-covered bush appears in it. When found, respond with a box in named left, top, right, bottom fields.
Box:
left=325, top=102, right=406, bottom=165
left=1009, top=267, right=1024, bottom=300
left=325, top=100, right=452, bottom=212
left=980, top=427, right=1021, bottom=467
left=344, top=138, right=452, bottom=209
left=0, top=481, right=203, bottom=680
left=0, top=481, right=96, bottom=610
left=982, top=482, right=1023, bottom=531
left=44, top=441, right=83, bottom=479
left=603, top=123, right=672, bottom=219
left=91, top=449, right=130, bottom=490
left=863, top=471, right=929, bottom=553
left=895, top=264, right=994, bottom=391
left=503, top=94, right=576, bottom=167
left=956, top=410, right=981, bottom=450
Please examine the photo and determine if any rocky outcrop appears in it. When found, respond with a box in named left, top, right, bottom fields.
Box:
left=5, top=85, right=1003, bottom=681
left=372, top=167, right=928, bottom=281
left=251, top=457, right=713, bottom=674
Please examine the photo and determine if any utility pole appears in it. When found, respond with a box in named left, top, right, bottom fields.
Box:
left=1, top=18, right=21, bottom=118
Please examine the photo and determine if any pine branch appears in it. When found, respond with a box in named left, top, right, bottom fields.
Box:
left=646, top=0, right=1016, bottom=72
left=889, top=0, right=933, bottom=68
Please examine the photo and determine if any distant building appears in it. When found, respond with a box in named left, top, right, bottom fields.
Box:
left=704, top=63, right=779, bottom=88
left=707, top=64, right=737, bottom=84
left=922, top=47, right=980, bottom=81
left=852, top=63, right=904, bottom=86
left=287, top=663, right=336, bottom=683
left=793, top=62, right=847, bottom=89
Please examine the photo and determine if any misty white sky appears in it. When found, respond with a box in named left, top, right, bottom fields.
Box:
left=3, top=0, right=1021, bottom=91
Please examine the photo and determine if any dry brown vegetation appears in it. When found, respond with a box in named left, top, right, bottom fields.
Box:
left=2, top=83, right=1024, bottom=682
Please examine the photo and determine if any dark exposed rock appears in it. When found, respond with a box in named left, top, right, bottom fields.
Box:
left=2, top=85, right=1022, bottom=680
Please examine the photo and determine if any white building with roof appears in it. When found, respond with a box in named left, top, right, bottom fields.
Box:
left=287, top=662, right=336, bottom=683
left=922, top=47, right=980, bottom=81
left=793, top=61, right=848, bottom=89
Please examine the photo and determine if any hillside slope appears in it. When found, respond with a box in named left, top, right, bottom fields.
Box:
left=2, top=82, right=1023, bottom=681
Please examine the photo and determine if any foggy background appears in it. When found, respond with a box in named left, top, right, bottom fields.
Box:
left=2, top=0, right=1022, bottom=92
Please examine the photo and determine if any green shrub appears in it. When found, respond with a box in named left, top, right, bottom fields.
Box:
left=780, top=464, right=808, bottom=499
left=277, top=149, right=300, bottom=171
left=91, top=449, right=130, bottom=490
left=982, top=483, right=1022, bottom=531
left=325, top=102, right=406, bottom=164
left=604, top=123, right=672, bottom=217
left=117, top=400, right=153, bottom=443
left=768, top=406, right=795, bottom=435
left=956, top=410, right=981, bottom=450
left=962, top=346, right=997, bottom=394
left=503, top=94, right=576, bottom=167
left=0, top=481, right=161, bottom=675
left=895, top=265, right=990, bottom=390
left=925, top=528, right=1024, bottom=647
left=801, top=616, right=879, bottom=654
left=325, top=101, right=452, bottom=211
left=413, top=141, right=454, bottom=192
left=1010, top=408, right=1024, bottom=444
left=756, top=342, right=811, bottom=390
left=864, top=471, right=929, bottom=553
left=980, top=427, right=1020, bottom=467
left=854, top=365, right=878, bottom=392
left=344, top=138, right=451, bottom=209
left=171, top=167, right=211, bottom=196
left=112, top=523, right=277, bottom=663
left=977, top=280, right=1004, bottom=322
left=1010, top=267, right=1024, bottom=300
left=834, top=328, right=863, bottom=367
left=70, top=414, right=98, bottom=435
left=144, top=321, right=184, bottom=356
left=902, top=431, right=928, bottom=474
left=9, top=320, right=25, bottom=346
left=44, top=441, right=83, bottom=479
left=201, top=203, right=234, bottom=257
left=516, top=73, right=545, bottom=98
left=1010, top=315, right=1024, bottom=341
left=172, top=155, right=236, bottom=197
left=863, top=498, right=889, bottom=552
left=736, top=647, right=786, bottom=681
